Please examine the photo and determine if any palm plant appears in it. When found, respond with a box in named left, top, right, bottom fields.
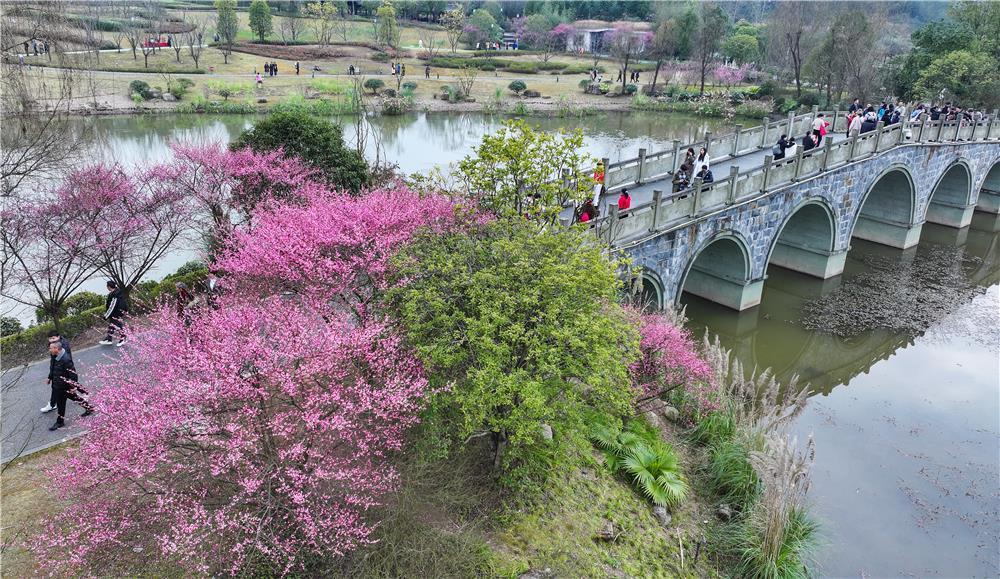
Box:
left=623, top=442, right=689, bottom=508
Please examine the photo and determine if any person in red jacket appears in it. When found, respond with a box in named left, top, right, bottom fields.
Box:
left=617, top=188, right=631, bottom=211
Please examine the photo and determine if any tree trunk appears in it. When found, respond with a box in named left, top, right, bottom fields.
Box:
left=650, top=59, right=662, bottom=95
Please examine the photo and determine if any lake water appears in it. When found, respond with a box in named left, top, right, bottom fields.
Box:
left=683, top=224, right=1000, bottom=577
left=19, top=112, right=1000, bottom=575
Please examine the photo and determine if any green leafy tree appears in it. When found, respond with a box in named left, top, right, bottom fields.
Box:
left=375, top=0, right=400, bottom=48
left=388, top=219, right=639, bottom=484
left=214, top=0, right=239, bottom=64
left=647, top=18, right=681, bottom=91
left=440, top=6, right=465, bottom=53
left=507, top=79, right=527, bottom=95
left=231, top=110, right=370, bottom=193
left=0, top=316, right=23, bottom=336
left=948, top=1, right=1000, bottom=63
left=466, top=8, right=501, bottom=48
left=723, top=33, right=759, bottom=64
left=457, top=119, right=595, bottom=224
left=915, top=50, right=999, bottom=108
left=248, top=0, right=273, bottom=43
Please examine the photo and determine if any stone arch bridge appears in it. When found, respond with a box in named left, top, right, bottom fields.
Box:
left=588, top=112, right=1000, bottom=310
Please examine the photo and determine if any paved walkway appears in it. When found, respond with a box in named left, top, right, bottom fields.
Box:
left=1, top=345, right=120, bottom=464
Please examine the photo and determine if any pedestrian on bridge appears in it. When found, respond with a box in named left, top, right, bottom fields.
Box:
left=773, top=134, right=791, bottom=160
left=697, top=165, right=714, bottom=183
left=40, top=332, right=72, bottom=414
left=47, top=340, right=94, bottom=431
left=618, top=188, right=631, bottom=211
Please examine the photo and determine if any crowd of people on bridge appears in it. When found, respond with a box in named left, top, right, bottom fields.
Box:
left=574, top=96, right=993, bottom=226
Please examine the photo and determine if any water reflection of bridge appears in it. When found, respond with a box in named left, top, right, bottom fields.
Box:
left=684, top=225, right=1000, bottom=396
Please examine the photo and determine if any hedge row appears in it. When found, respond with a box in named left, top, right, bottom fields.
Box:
left=1, top=269, right=207, bottom=364
left=426, top=56, right=594, bottom=75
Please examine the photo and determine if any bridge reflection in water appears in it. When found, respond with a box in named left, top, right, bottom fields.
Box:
left=681, top=223, right=1000, bottom=396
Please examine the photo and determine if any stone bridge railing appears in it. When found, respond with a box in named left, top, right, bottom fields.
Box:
left=588, top=113, right=1000, bottom=249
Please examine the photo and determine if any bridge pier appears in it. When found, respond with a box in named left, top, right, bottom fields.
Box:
left=683, top=267, right=763, bottom=311
left=852, top=215, right=923, bottom=249
left=971, top=189, right=1000, bottom=232
left=925, top=201, right=976, bottom=229
left=769, top=242, right=847, bottom=279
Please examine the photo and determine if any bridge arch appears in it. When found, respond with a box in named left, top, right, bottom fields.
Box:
left=678, top=232, right=761, bottom=311
left=974, top=160, right=1000, bottom=224
left=850, top=164, right=921, bottom=249
left=633, top=269, right=665, bottom=311
left=765, top=198, right=845, bottom=279
left=926, top=160, right=974, bottom=228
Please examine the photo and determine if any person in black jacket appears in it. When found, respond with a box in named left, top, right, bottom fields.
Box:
left=773, top=134, right=791, bottom=160
left=48, top=340, right=94, bottom=431
left=99, top=280, right=127, bottom=346
left=40, top=332, right=72, bottom=413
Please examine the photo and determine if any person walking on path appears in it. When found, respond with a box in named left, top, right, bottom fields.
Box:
left=99, top=280, right=127, bottom=347
left=295, top=61, right=300, bottom=75
left=40, top=332, right=72, bottom=413
left=47, top=340, right=94, bottom=431
left=773, top=134, right=791, bottom=160
left=696, top=147, right=710, bottom=172
left=812, top=113, right=828, bottom=145
left=618, top=188, right=631, bottom=211
left=256, top=72, right=263, bottom=88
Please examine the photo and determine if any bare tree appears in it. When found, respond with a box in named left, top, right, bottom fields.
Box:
left=1, top=58, right=86, bottom=198
left=278, top=16, right=303, bottom=44
left=693, top=3, right=729, bottom=96
left=185, top=17, right=206, bottom=69
left=767, top=1, right=820, bottom=98
left=418, top=29, right=443, bottom=59
left=455, top=64, right=478, bottom=97
left=306, top=1, right=336, bottom=46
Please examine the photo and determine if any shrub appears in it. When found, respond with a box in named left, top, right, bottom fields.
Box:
left=371, top=51, right=390, bottom=62
left=36, top=291, right=105, bottom=324
left=232, top=110, right=369, bottom=192
left=599, top=82, right=611, bottom=94
left=508, top=79, right=527, bottom=95
left=217, top=88, right=233, bottom=101
left=624, top=83, right=638, bottom=95
left=506, top=62, right=538, bottom=74
left=364, top=78, right=384, bottom=94
left=512, top=101, right=530, bottom=116
left=798, top=92, right=821, bottom=107
left=401, top=80, right=418, bottom=91
left=578, top=79, right=592, bottom=90
left=128, top=79, right=154, bottom=100
left=725, top=506, right=820, bottom=579
left=381, top=96, right=410, bottom=115
left=735, top=99, right=774, bottom=118
left=0, top=316, right=23, bottom=336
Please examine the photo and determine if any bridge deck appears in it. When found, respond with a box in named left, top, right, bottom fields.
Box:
left=593, top=133, right=845, bottom=216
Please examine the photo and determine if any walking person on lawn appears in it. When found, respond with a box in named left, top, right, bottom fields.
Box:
left=99, top=280, right=128, bottom=346
left=48, top=339, right=95, bottom=431
left=40, top=332, right=72, bottom=413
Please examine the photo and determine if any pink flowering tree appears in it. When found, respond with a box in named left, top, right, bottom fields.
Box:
left=50, top=163, right=194, bottom=302
left=32, top=182, right=461, bottom=575
left=607, top=24, right=653, bottom=93
left=34, top=297, right=428, bottom=576
left=214, top=184, right=460, bottom=315
left=632, top=312, right=716, bottom=416
left=713, top=63, right=754, bottom=88
left=155, top=144, right=316, bottom=243
left=1, top=188, right=105, bottom=331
